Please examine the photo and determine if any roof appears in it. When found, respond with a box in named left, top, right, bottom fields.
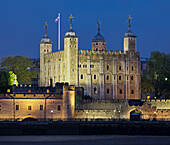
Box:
left=92, top=33, right=105, bottom=42
left=40, top=36, right=52, bottom=43
left=124, top=29, right=135, bottom=37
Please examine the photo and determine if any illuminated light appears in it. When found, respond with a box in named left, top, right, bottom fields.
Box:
left=165, top=78, right=168, bottom=81
left=7, top=89, right=10, bottom=93
left=147, top=96, right=150, bottom=99
left=51, top=110, right=53, bottom=113
left=47, top=89, right=49, bottom=93
left=154, top=111, right=156, bottom=114
left=28, top=89, right=31, bottom=93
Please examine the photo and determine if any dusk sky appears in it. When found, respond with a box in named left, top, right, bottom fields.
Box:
left=0, top=0, right=170, bottom=59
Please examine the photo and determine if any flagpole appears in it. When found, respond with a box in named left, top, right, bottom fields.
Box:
left=58, top=13, right=60, bottom=51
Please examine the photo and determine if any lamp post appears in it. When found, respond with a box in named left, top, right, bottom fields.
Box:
left=51, top=110, right=53, bottom=121
left=118, top=110, right=120, bottom=121
left=161, top=110, right=163, bottom=121
left=86, top=111, right=88, bottom=121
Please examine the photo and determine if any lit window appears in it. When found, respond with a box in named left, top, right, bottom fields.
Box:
left=94, top=74, right=96, bottom=79
left=107, top=89, right=109, bottom=94
left=40, top=105, right=43, bottom=111
left=57, top=105, right=61, bottom=111
left=119, top=76, right=121, bottom=80
left=132, top=66, right=134, bottom=71
left=120, top=89, right=122, bottom=94
left=107, top=75, right=109, bottom=80
left=131, top=90, right=134, bottom=94
left=131, top=76, right=133, bottom=80
left=16, top=105, right=19, bottom=110
left=94, top=87, right=97, bottom=94
left=81, top=74, right=83, bottom=79
left=119, top=66, right=121, bottom=70
left=28, top=106, right=31, bottom=110
left=107, top=65, right=109, bottom=70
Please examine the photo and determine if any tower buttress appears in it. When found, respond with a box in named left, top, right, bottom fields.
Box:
left=124, top=15, right=137, bottom=53
left=40, top=22, right=52, bottom=86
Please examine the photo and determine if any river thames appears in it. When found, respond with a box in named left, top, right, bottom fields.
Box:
left=0, top=135, right=170, bottom=145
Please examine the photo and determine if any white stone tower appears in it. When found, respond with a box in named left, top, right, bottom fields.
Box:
left=40, top=22, right=52, bottom=86
left=124, top=15, right=137, bottom=53
left=64, top=14, right=79, bottom=86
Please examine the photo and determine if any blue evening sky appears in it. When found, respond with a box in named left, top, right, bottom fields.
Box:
left=0, top=0, right=170, bottom=59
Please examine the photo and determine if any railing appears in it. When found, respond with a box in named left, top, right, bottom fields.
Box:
left=1, top=118, right=170, bottom=122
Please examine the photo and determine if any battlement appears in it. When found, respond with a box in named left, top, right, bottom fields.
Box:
left=79, top=49, right=126, bottom=55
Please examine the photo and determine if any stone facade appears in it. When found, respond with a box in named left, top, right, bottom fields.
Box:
left=0, top=84, right=75, bottom=121
left=40, top=16, right=141, bottom=100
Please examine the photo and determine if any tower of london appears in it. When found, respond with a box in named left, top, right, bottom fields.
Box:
left=40, top=15, right=141, bottom=100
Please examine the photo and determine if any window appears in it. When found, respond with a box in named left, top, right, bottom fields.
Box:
left=120, top=89, right=122, bottom=94
left=107, top=75, right=109, bottom=80
left=70, top=45, right=71, bottom=47
left=132, top=66, right=134, bottom=71
left=57, top=105, right=61, bottom=111
left=114, top=76, right=116, bottom=80
left=67, top=105, right=69, bottom=110
left=96, top=42, right=98, bottom=45
left=81, top=74, right=83, bottom=79
left=75, top=45, right=76, bottom=48
left=28, top=106, right=31, bottom=110
left=90, top=64, right=94, bottom=68
left=107, top=65, right=109, bottom=70
left=16, top=105, right=19, bottom=110
left=47, top=50, right=48, bottom=52
left=40, top=105, right=43, bottom=111
left=127, top=76, right=128, bottom=80
left=44, top=50, right=46, bottom=52
left=94, top=74, right=96, bottom=80
left=102, top=43, right=104, bottom=45
left=72, top=69, right=74, bottom=72
left=131, top=90, right=134, bottom=94
left=119, top=76, right=121, bottom=80
left=94, top=87, right=97, bottom=94
left=78, top=64, right=81, bottom=68
left=70, top=38, right=71, bottom=41
left=96, top=48, right=98, bottom=51
left=127, top=67, right=128, bottom=71
left=119, top=66, right=121, bottom=70
left=107, top=89, right=109, bottom=94
left=83, top=64, right=87, bottom=68
left=131, top=76, right=134, bottom=80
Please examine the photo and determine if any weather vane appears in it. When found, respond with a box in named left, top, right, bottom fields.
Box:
left=44, top=22, right=48, bottom=37
left=69, top=14, right=74, bottom=29
left=127, top=15, right=132, bottom=30
left=97, top=20, right=101, bottom=33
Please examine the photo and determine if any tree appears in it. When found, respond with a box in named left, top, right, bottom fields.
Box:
left=141, top=51, right=170, bottom=99
left=0, top=56, right=38, bottom=84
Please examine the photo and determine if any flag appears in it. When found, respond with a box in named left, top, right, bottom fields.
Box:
left=55, top=16, right=60, bottom=23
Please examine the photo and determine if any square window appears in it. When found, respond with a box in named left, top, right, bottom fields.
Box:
left=40, top=105, right=43, bottom=111
left=28, top=106, right=31, bottom=110
left=16, top=105, right=19, bottom=110
left=57, top=105, right=61, bottom=111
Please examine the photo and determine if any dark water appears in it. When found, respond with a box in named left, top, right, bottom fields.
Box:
left=0, top=135, right=170, bottom=145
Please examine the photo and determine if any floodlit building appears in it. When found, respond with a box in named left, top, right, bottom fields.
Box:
left=40, top=15, right=141, bottom=100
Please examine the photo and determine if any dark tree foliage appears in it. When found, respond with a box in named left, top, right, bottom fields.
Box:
left=0, top=71, right=10, bottom=93
left=141, top=51, right=170, bottom=99
left=0, top=56, right=38, bottom=84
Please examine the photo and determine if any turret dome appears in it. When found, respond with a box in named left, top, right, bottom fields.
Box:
left=92, top=33, right=105, bottom=42
left=124, top=29, right=135, bottom=37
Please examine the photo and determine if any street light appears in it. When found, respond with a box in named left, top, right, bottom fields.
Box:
left=118, top=110, right=120, bottom=120
left=86, top=111, right=88, bottom=121
left=51, top=110, right=53, bottom=121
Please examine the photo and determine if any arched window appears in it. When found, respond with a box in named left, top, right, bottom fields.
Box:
left=94, top=74, right=96, bottom=80
left=131, top=90, right=134, bottom=94
left=119, top=76, right=121, bottom=80
left=131, top=76, right=134, bottom=80
left=94, top=87, right=97, bottom=94
left=132, top=66, right=134, bottom=71
left=107, top=75, right=109, bottom=80
left=107, top=65, right=109, bottom=70
left=120, top=89, right=122, bottom=94
left=96, top=48, right=98, bottom=51
left=119, top=66, right=121, bottom=70
left=81, top=74, right=83, bottom=79
left=107, top=89, right=109, bottom=94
